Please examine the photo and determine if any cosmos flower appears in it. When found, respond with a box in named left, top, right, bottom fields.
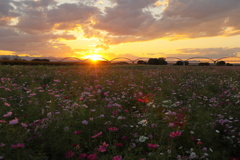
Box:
left=2, top=112, right=12, bottom=118
left=82, top=120, right=88, bottom=125
left=139, top=136, right=149, bottom=142
left=87, top=154, right=98, bottom=160
left=11, top=143, right=25, bottom=148
left=98, top=141, right=109, bottom=152
left=169, top=131, right=182, bottom=138
left=73, top=130, right=81, bottom=135
left=91, top=132, right=102, bottom=138
left=108, top=127, right=119, bottom=131
left=21, top=123, right=28, bottom=128
left=168, top=123, right=175, bottom=127
left=138, top=119, right=148, bottom=126
left=79, top=153, right=87, bottom=159
left=65, top=151, right=75, bottom=158
left=9, top=117, right=18, bottom=125
left=112, top=155, right=123, bottom=160
left=147, top=143, right=159, bottom=148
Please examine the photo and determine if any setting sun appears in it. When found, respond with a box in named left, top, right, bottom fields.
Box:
left=82, top=54, right=104, bottom=61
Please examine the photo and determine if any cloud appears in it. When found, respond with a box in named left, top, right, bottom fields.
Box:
left=0, top=0, right=19, bottom=26
left=176, top=47, right=240, bottom=59
left=93, top=0, right=240, bottom=44
left=16, top=10, right=53, bottom=33
left=16, top=1, right=100, bottom=33
left=1, top=0, right=240, bottom=57
left=157, top=0, right=240, bottom=38
left=0, top=0, right=99, bottom=56
left=47, top=3, right=100, bottom=29
left=0, top=27, right=75, bottom=56
left=94, top=0, right=157, bottom=43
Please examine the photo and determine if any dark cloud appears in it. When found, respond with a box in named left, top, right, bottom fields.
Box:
left=47, top=3, right=99, bottom=28
left=94, top=0, right=157, bottom=39
left=156, top=0, right=240, bottom=38
left=17, top=9, right=52, bottom=33
left=16, top=1, right=100, bottom=33
left=0, top=27, right=19, bottom=37
left=94, top=0, right=240, bottom=44
left=22, top=0, right=56, bottom=8
left=0, top=0, right=19, bottom=26
left=0, top=27, right=75, bottom=56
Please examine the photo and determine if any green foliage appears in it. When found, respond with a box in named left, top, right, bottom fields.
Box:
left=216, top=61, right=226, bottom=66
left=148, top=58, right=168, bottom=65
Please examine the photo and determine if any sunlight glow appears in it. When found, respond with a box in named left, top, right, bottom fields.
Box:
left=82, top=54, right=104, bottom=61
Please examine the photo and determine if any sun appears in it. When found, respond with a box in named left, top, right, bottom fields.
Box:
left=83, top=54, right=104, bottom=62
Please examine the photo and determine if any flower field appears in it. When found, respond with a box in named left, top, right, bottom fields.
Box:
left=0, top=65, right=240, bottom=160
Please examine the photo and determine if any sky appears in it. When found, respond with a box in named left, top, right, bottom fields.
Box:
left=1, top=0, right=240, bottom=61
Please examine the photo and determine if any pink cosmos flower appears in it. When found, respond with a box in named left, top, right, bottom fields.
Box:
left=112, top=155, right=123, bottom=160
left=82, top=120, right=88, bottom=125
left=197, top=141, right=202, bottom=145
left=87, top=154, right=98, bottom=160
left=168, top=123, right=175, bottom=127
left=169, top=131, right=182, bottom=138
left=0, top=120, right=6, bottom=123
left=121, top=136, right=128, bottom=141
left=91, top=132, right=102, bottom=138
left=98, top=141, right=109, bottom=152
left=202, top=147, right=207, bottom=151
left=0, top=143, right=5, bottom=147
left=9, top=117, right=18, bottom=125
left=115, top=143, right=123, bottom=147
left=21, top=123, right=28, bottom=128
left=147, top=143, right=159, bottom=148
left=137, top=98, right=149, bottom=103
left=108, top=127, right=119, bottom=131
left=73, top=130, right=81, bottom=135
left=4, top=103, right=10, bottom=107
left=112, top=110, right=119, bottom=116
left=3, top=112, right=12, bottom=117
left=79, top=153, right=87, bottom=159
left=151, top=124, right=157, bottom=128
left=65, top=150, right=75, bottom=158
left=11, top=143, right=25, bottom=148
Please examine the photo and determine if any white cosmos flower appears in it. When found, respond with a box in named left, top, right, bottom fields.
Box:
left=139, top=136, right=148, bottom=142
left=138, top=119, right=148, bottom=126
left=189, top=152, right=197, bottom=159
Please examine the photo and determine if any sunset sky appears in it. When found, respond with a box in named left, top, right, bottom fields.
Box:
left=1, top=0, right=240, bottom=61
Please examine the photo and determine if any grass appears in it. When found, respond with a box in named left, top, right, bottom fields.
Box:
left=0, top=65, right=240, bottom=160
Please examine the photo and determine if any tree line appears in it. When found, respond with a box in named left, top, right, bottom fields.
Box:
left=137, top=58, right=232, bottom=66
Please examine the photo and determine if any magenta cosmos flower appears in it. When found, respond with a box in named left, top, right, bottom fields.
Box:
left=108, top=127, right=119, bottom=131
left=65, top=151, right=75, bottom=158
left=87, top=154, right=98, bottom=160
left=12, top=143, right=25, bottom=148
left=73, top=130, right=81, bottom=135
left=112, top=155, right=123, bottom=160
left=169, top=131, right=182, bottom=138
left=147, top=143, right=159, bottom=148
left=98, top=141, right=109, bottom=152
